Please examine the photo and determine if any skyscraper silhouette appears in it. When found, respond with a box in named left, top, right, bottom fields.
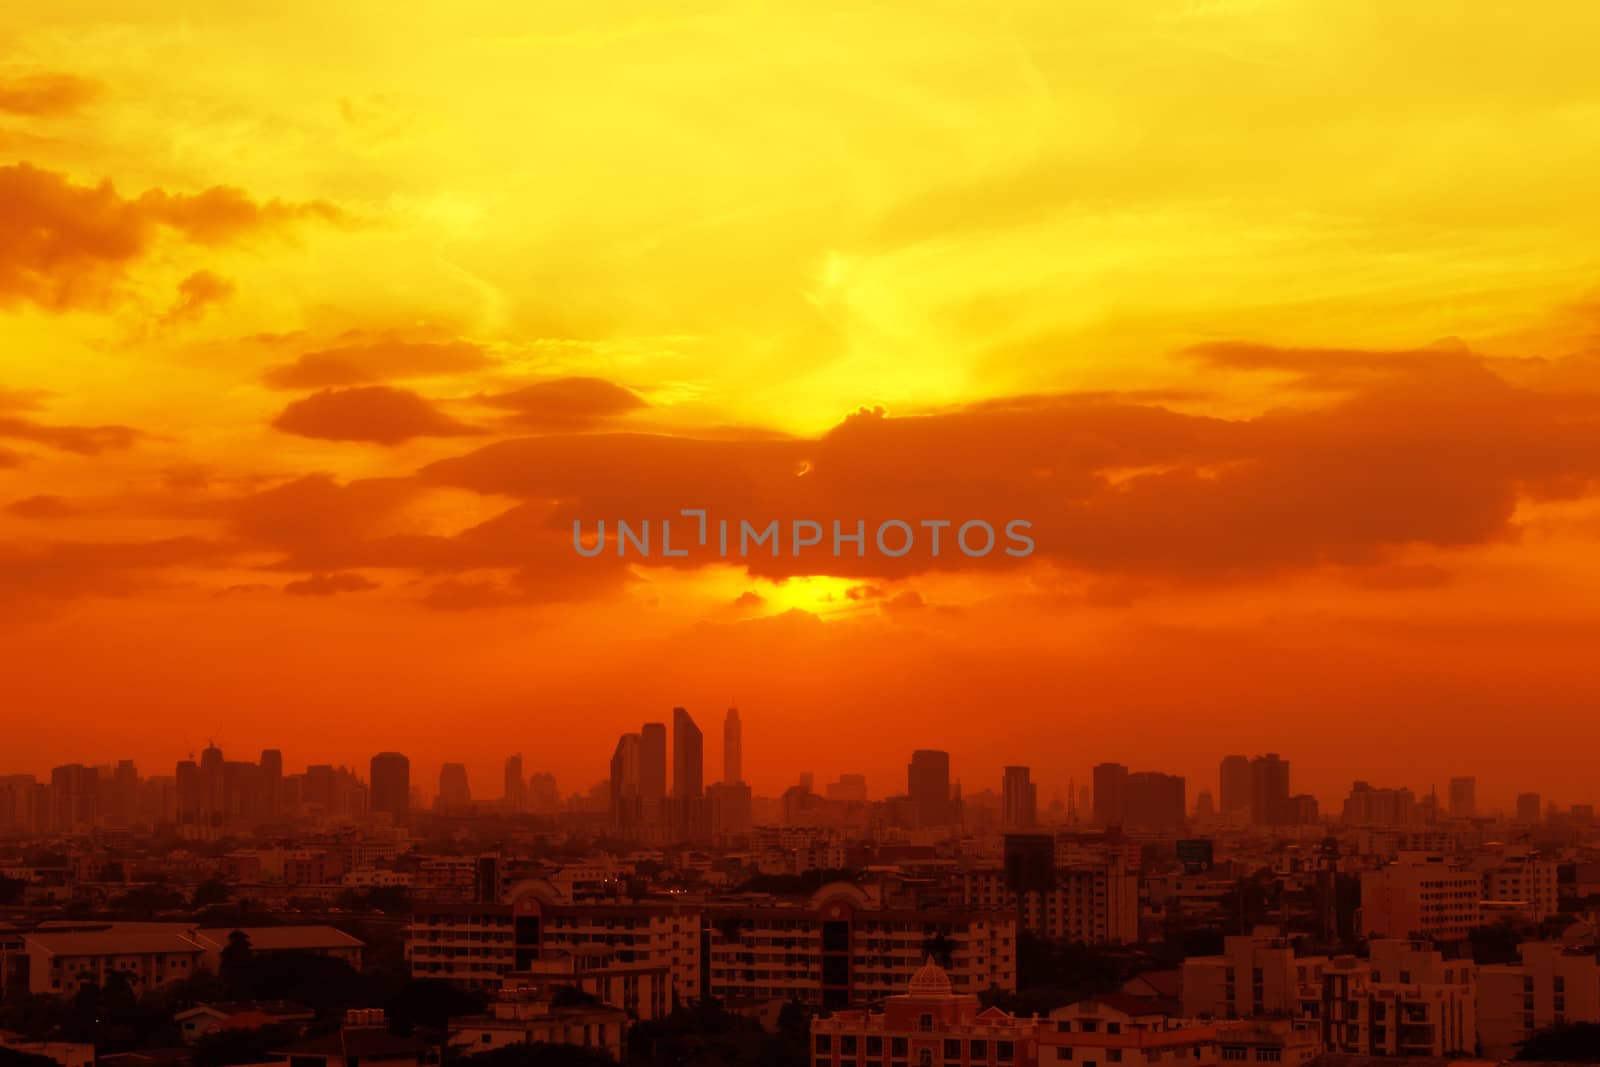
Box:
left=1250, top=753, right=1291, bottom=826
left=369, top=752, right=410, bottom=825
left=1219, top=754, right=1251, bottom=815
left=260, top=749, right=283, bottom=818
left=640, top=722, right=667, bottom=801
left=1002, top=765, right=1037, bottom=829
left=673, top=707, right=703, bottom=799
left=437, top=763, right=472, bottom=809
left=724, top=707, right=742, bottom=785
left=1092, top=762, right=1127, bottom=826
left=504, top=753, right=527, bottom=811
left=908, top=749, right=952, bottom=827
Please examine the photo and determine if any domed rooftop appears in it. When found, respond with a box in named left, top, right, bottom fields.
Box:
left=907, top=956, right=953, bottom=996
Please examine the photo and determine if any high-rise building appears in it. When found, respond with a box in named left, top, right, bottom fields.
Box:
left=1092, top=762, right=1127, bottom=826
left=1001, top=766, right=1036, bottom=830
left=370, top=752, right=411, bottom=825
left=672, top=707, right=703, bottom=800
left=610, top=732, right=642, bottom=829
left=200, top=742, right=225, bottom=829
left=639, top=722, right=667, bottom=801
left=1516, top=791, right=1542, bottom=824
left=504, top=754, right=527, bottom=812
left=1342, top=781, right=1419, bottom=826
left=1219, top=754, right=1251, bottom=815
left=1123, top=771, right=1185, bottom=829
left=1449, top=776, right=1477, bottom=818
left=907, top=749, right=953, bottom=827
left=826, top=774, right=868, bottom=803
left=438, top=763, right=472, bottom=809
left=723, top=707, right=742, bottom=785
left=49, top=764, right=98, bottom=834
left=176, top=759, right=202, bottom=827
left=1250, top=753, right=1291, bottom=826
left=260, top=749, right=284, bottom=818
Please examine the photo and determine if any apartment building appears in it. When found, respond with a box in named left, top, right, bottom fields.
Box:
left=1478, top=941, right=1600, bottom=1058
left=958, top=863, right=1139, bottom=945
left=407, top=878, right=702, bottom=1007
left=1294, top=940, right=1475, bottom=1056
left=707, top=882, right=1016, bottom=1010
left=1358, top=853, right=1481, bottom=941
left=1181, top=927, right=1328, bottom=1020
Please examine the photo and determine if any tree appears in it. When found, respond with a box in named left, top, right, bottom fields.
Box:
left=457, top=1044, right=614, bottom=1067
left=1516, top=1022, right=1600, bottom=1061
left=220, top=930, right=255, bottom=999
left=0, top=1048, right=60, bottom=1067
left=192, top=880, right=232, bottom=909
left=193, top=1024, right=299, bottom=1067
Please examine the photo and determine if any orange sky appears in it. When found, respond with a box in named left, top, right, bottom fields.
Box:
left=4, top=2, right=1600, bottom=812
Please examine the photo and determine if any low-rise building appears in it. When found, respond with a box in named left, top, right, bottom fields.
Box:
left=812, top=959, right=1038, bottom=1067
left=448, top=984, right=627, bottom=1063
left=1039, top=996, right=1220, bottom=1066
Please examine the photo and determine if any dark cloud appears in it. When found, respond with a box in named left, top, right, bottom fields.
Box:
left=0, top=162, right=345, bottom=310
left=283, top=571, right=379, bottom=596
left=4, top=494, right=80, bottom=518
left=478, top=377, right=646, bottom=429
left=414, top=349, right=1600, bottom=584
left=0, top=73, right=102, bottom=117
left=161, top=269, right=233, bottom=324
left=0, top=410, right=144, bottom=455
left=262, top=337, right=491, bottom=389
left=271, top=386, right=479, bottom=445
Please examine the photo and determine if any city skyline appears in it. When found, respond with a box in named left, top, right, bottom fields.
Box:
left=3, top=722, right=1588, bottom=820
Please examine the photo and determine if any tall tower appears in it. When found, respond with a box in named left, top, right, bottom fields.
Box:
left=639, top=723, right=667, bottom=801
left=260, top=749, right=284, bottom=818
left=724, top=707, right=742, bottom=785
left=1002, top=766, right=1037, bottom=830
left=1219, top=754, right=1251, bottom=815
left=610, top=732, right=642, bottom=829
left=907, top=749, right=952, bottom=827
left=437, top=763, right=472, bottom=809
left=672, top=707, right=703, bottom=799
left=1092, top=762, right=1128, bottom=826
left=1249, top=753, right=1291, bottom=826
left=200, top=742, right=225, bottom=829
left=504, top=754, right=527, bottom=811
left=369, top=752, right=410, bottom=825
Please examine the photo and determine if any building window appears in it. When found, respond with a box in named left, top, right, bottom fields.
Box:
left=997, top=1041, right=1014, bottom=1062
left=1056, top=1050, right=1073, bottom=1062
left=868, top=1037, right=882, bottom=1056
left=816, top=1036, right=832, bottom=1053
left=1108, top=1051, right=1122, bottom=1063
left=893, top=1038, right=909, bottom=1057
left=920, top=1016, right=934, bottom=1033
left=971, top=1041, right=987, bottom=1059
left=841, top=1037, right=857, bottom=1055
left=945, top=1040, right=961, bottom=1060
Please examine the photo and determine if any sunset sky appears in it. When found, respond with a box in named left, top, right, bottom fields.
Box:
left=4, top=2, right=1600, bottom=812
